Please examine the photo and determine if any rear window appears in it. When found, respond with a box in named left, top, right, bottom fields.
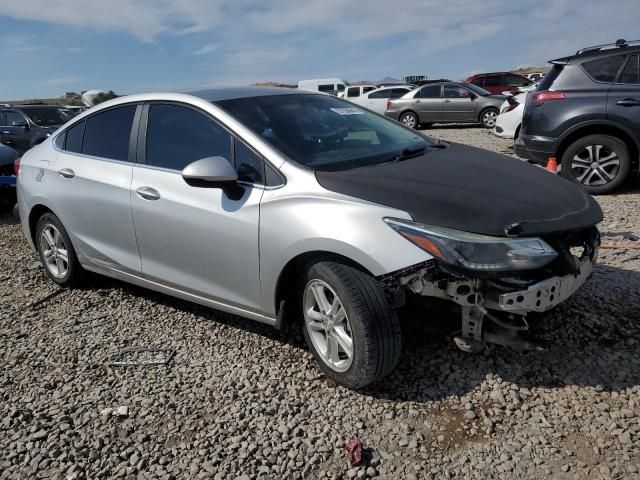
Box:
left=582, top=55, right=626, bottom=83
left=538, top=64, right=564, bottom=91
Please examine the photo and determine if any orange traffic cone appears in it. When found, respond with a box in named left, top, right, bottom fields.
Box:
left=546, top=157, right=558, bottom=173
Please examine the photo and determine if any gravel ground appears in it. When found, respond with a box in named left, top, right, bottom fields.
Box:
left=1, top=127, right=639, bottom=480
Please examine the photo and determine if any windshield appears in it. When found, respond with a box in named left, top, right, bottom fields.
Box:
left=217, top=94, right=434, bottom=171
left=21, top=107, right=75, bottom=126
left=464, top=83, right=492, bottom=96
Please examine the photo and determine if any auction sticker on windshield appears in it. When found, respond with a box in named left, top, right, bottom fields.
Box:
left=331, top=107, right=364, bottom=115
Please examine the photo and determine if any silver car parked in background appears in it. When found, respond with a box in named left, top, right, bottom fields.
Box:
left=385, top=81, right=506, bottom=129
left=17, top=88, right=601, bottom=388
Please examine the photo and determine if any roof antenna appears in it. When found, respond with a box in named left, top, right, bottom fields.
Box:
left=616, top=39, right=627, bottom=47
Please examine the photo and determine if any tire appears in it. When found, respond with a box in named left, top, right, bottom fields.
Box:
left=479, top=108, right=499, bottom=128
left=560, top=134, right=630, bottom=194
left=35, top=212, right=84, bottom=287
left=301, top=261, right=401, bottom=389
left=399, top=111, right=419, bottom=129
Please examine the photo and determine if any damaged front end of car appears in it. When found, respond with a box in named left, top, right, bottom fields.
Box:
left=379, top=218, right=600, bottom=352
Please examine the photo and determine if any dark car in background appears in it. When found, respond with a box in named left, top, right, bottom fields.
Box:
left=515, top=39, right=640, bottom=194
left=0, top=143, right=18, bottom=204
left=465, top=72, right=533, bottom=95
left=0, top=105, right=75, bottom=155
left=385, top=81, right=505, bottom=129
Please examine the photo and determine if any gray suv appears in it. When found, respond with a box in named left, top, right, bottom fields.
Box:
left=385, top=81, right=505, bottom=129
left=17, top=88, right=601, bottom=388
left=1, top=105, right=76, bottom=155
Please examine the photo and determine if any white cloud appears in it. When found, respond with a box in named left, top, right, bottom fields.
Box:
left=193, top=42, right=220, bottom=55
left=46, top=76, right=83, bottom=86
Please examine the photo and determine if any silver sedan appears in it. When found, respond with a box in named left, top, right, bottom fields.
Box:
left=17, top=87, right=601, bottom=388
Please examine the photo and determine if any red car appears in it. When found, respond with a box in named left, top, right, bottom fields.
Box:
left=464, top=72, right=533, bottom=95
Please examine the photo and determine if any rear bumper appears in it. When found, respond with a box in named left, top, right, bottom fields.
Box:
left=513, top=134, right=556, bottom=165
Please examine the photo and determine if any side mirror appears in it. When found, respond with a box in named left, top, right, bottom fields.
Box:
left=468, top=92, right=478, bottom=100
left=182, top=156, right=238, bottom=186
left=12, top=119, right=28, bottom=128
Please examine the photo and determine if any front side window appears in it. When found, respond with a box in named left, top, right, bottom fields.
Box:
left=318, top=84, right=334, bottom=93
left=82, top=106, right=136, bottom=161
left=483, top=75, right=503, bottom=87
left=618, top=55, right=639, bottom=84
left=21, top=107, right=75, bottom=126
left=471, top=78, right=484, bottom=86
left=443, top=84, right=471, bottom=98
left=583, top=55, right=626, bottom=83
left=235, top=139, right=264, bottom=184
left=217, top=94, right=433, bottom=172
left=416, top=85, right=441, bottom=98
left=145, top=104, right=232, bottom=171
left=505, top=75, right=530, bottom=87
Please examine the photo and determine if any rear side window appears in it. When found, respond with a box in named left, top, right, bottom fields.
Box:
left=390, top=88, right=409, bottom=98
left=363, top=86, right=376, bottom=94
left=618, top=55, right=639, bottom=84
left=145, top=104, right=232, bottom=171
left=505, top=75, right=530, bottom=87
left=369, top=89, right=391, bottom=99
left=318, top=84, right=335, bottom=93
left=416, top=85, right=441, bottom=98
left=346, top=87, right=360, bottom=98
left=82, top=106, right=136, bottom=161
left=582, top=55, right=626, bottom=83
left=65, top=120, right=85, bottom=154
left=483, top=76, right=503, bottom=87
left=470, top=78, right=484, bottom=86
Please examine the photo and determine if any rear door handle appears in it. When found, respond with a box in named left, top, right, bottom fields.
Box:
left=444, top=99, right=451, bottom=103
left=616, top=98, right=640, bottom=107
left=414, top=100, right=421, bottom=103
left=58, top=168, right=75, bottom=179
left=136, top=186, right=161, bottom=201
left=1, top=131, right=13, bottom=135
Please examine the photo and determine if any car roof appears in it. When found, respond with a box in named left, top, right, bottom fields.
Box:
left=12, top=104, right=66, bottom=110
left=470, top=72, right=525, bottom=77
left=551, top=40, right=640, bottom=65
left=186, top=86, right=313, bottom=102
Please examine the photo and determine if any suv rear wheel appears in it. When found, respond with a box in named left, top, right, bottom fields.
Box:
left=560, top=134, right=630, bottom=194
left=301, top=261, right=401, bottom=389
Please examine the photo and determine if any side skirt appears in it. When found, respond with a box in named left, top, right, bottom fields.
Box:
left=82, top=263, right=277, bottom=327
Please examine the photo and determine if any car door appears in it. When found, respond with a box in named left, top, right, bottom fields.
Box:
left=442, top=84, right=477, bottom=122
left=363, top=89, right=391, bottom=114
left=130, top=103, right=264, bottom=312
left=1, top=110, right=32, bottom=154
left=608, top=54, right=640, bottom=142
left=413, top=84, right=443, bottom=123
left=51, top=104, right=142, bottom=273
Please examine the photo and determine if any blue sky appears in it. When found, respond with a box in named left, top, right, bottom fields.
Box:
left=0, top=0, right=639, bottom=99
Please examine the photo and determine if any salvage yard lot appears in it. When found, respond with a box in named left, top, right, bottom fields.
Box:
left=1, top=128, right=639, bottom=479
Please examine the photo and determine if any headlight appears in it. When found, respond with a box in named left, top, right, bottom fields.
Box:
left=384, top=218, right=557, bottom=272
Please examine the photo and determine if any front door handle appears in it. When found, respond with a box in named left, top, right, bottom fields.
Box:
left=414, top=100, right=421, bottom=104
left=444, top=99, right=451, bottom=103
left=136, top=186, right=161, bottom=201
left=616, top=98, right=640, bottom=107
left=1, top=131, right=13, bottom=135
left=58, top=168, right=75, bottom=179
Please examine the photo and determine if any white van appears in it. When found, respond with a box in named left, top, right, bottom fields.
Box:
left=297, top=78, right=347, bottom=96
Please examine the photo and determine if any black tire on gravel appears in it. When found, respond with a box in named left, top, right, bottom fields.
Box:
left=301, top=261, right=401, bottom=389
left=35, top=212, right=84, bottom=287
left=560, top=134, right=630, bottom=194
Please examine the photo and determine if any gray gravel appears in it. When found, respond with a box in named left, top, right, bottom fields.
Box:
left=2, top=128, right=640, bottom=479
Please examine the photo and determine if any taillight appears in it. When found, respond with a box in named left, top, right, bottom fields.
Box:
left=14, top=157, right=21, bottom=176
left=530, top=90, right=565, bottom=106
left=387, top=100, right=393, bottom=110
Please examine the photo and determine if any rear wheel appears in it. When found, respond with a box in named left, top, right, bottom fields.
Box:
left=400, top=111, right=419, bottom=129
left=301, top=261, right=401, bottom=389
left=480, top=108, right=499, bottom=128
left=35, top=212, right=83, bottom=286
left=560, top=134, right=630, bottom=194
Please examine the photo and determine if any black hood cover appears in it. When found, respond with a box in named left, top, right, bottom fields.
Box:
left=315, top=143, right=603, bottom=237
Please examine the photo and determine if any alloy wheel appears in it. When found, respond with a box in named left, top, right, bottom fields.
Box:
left=571, top=144, right=620, bottom=187
left=303, top=279, right=354, bottom=372
left=482, top=110, right=497, bottom=127
left=40, top=224, right=69, bottom=278
left=401, top=114, right=417, bottom=129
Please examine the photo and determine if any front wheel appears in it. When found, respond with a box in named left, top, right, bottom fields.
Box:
left=301, top=261, right=401, bottom=389
left=400, top=112, right=419, bottom=129
left=480, top=108, right=499, bottom=128
left=560, top=134, right=630, bottom=194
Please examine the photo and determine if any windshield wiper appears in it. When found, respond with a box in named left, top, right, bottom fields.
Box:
left=388, top=144, right=431, bottom=163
